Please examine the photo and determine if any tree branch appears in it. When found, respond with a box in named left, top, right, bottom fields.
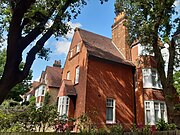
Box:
left=22, top=0, right=77, bottom=77
left=8, top=0, right=35, bottom=45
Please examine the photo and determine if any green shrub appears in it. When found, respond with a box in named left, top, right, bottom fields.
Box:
left=109, top=123, right=123, bottom=135
left=168, top=123, right=177, bottom=130
left=156, top=119, right=177, bottom=131
left=142, top=124, right=151, bottom=132
left=131, top=124, right=139, bottom=132
left=98, top=128, right=108, bottom=134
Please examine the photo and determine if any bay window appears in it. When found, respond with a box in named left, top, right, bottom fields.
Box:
left=58, top=96, right=70, bottom=117
left=144, top=101, right=167, bottom=125
left=142, top=68, right=162, bottom=89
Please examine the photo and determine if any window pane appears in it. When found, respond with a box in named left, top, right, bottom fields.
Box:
left=70, top=50, right=73, bottom=58
left=106, top=107, right=113, bottom=121
left=106, top=99, right=113, bottom=107
left=76, top=44, right=80, bottom=53
left=154, top=103, right=159, bottom=123
left=67, top=71, right=70, bottom=80
left=146, top=110, right=151, bottom=123
left=152, top=70, right=157, bottom=87
left=142, top=69, right=152, bottom=87
left=75, top=66, right=80, bottom=84
left=155, top=110, right=159, bottom=123
left=145, top=102, right=150, bottom=109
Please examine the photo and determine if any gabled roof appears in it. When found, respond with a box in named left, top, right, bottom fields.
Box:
left=76, top=28, right=134, bottom=67
left=23, top=81, right=40, bottom=97
left=45, top=66, right=62, bottom=88
left=58, top=80, right=77, bottom=97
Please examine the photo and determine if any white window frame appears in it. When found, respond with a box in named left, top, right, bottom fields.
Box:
left=144, top=101, right=167, bottom=125
left=66, top=71, right=70, bottom=80
left=76, top=43, right=80, bottom=53
left=106, top=98, right=115, bottom=124
left=58, top=96, right=70, bottom=117
left=75, top=66, right=80, bottom=84
left=142, top=68, right=162, bottom=89
left=70, top=50, right=73, bottom=58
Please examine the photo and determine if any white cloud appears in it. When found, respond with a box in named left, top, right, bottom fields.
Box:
left=65, top=21, right=82, bottom=39
left=174, top=0, right=180, bottom=6
left=55, top=39, right=71, bottom=56
left=54, top=21, right=82, bottom=56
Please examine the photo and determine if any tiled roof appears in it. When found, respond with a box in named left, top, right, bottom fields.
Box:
left=77, top=28, right=134, bottom=67
left=23, top=81, right=40, bottom=97
left=32, top=81, right=40, bottom=89
left=58, top=80, right=77, bottom=97
left=45, top=66, right=62, bottom=88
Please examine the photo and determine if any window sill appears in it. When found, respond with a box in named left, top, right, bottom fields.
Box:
left=69, top=52, right=80, bottom=61
left=143, top=86, right=162, bottom=90
left=106, top=121, right=116, bottom=124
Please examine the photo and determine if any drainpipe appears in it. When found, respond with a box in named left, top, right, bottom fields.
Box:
left=132, top=67, right=137, bottom=125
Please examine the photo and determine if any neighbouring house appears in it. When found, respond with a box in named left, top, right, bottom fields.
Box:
left=21, top=81, right=39, bottom=103
left=35, top=60, right=63, bottom=108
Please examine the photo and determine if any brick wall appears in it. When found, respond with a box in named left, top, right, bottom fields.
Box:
left=86, top=56, right=135, bottom=130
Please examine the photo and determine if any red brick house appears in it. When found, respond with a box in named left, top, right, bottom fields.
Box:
left=57, top=12, right=169, bottom=130
left=57, top=18, right=136, bottom=130
left=34, top=60, right=63, bottom=108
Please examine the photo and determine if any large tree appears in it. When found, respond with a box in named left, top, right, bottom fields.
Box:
left=0, top=0, right=90, bottom=104
left=115, top=0, right=180, bottom=126
left=0, top=49, right=33, bottom=101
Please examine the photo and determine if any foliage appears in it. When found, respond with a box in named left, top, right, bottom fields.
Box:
left=0, top=99, right=59, bottom=132
left=77, top=113, right=97, bottom=134
left=142, top=124, right=151, bottom=133
left=98, top=128, right=109, bottom=135
left=0, top=49, right=32, bottom=101
left=109, top=123, right=123, bottom=135
left=44, top=92, right=50, bottom=105
left=0, top=0, right=91, bottom=104
left=174, top=71, right=180, bottom=95
left=156, top=119, right=177, bottom=131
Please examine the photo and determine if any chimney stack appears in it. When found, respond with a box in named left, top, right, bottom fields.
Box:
left=112, top=12, right=131, bottom=60
left=53, top=60, right=61, bottom=68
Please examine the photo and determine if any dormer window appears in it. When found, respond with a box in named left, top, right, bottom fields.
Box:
left=76, top=44, right=80, bottom=53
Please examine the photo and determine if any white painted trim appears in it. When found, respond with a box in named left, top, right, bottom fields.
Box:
left=111, top=41, right=126, bottom=59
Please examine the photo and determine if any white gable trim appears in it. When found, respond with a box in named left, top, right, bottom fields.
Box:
left=111, top=41, right=126, bottom=59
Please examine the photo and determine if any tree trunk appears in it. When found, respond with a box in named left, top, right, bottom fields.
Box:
left=164, top=85, right=180, bottom=127
left=0, top=73, right=23, bottom=104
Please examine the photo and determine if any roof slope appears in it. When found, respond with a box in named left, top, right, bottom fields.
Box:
left=58, top=80, right=77, bottom=97
left=77, top=28, right=134, bottom=67
left=45, top=66, right=62, bottom=88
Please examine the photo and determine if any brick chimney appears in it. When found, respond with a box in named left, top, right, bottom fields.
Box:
left=112, top=12, right=131, bottom=60
left=53, top=60, right=61, bottom=68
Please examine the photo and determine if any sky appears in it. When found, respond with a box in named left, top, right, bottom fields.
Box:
left=31, top=0, right=115, bottom=81
left=28, top=0, right=180, bottom=81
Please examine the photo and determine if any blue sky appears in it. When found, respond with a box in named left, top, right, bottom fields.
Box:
left=30, top=0, right=180, bottom=81
left=31, top=0, right=115, bottom=80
